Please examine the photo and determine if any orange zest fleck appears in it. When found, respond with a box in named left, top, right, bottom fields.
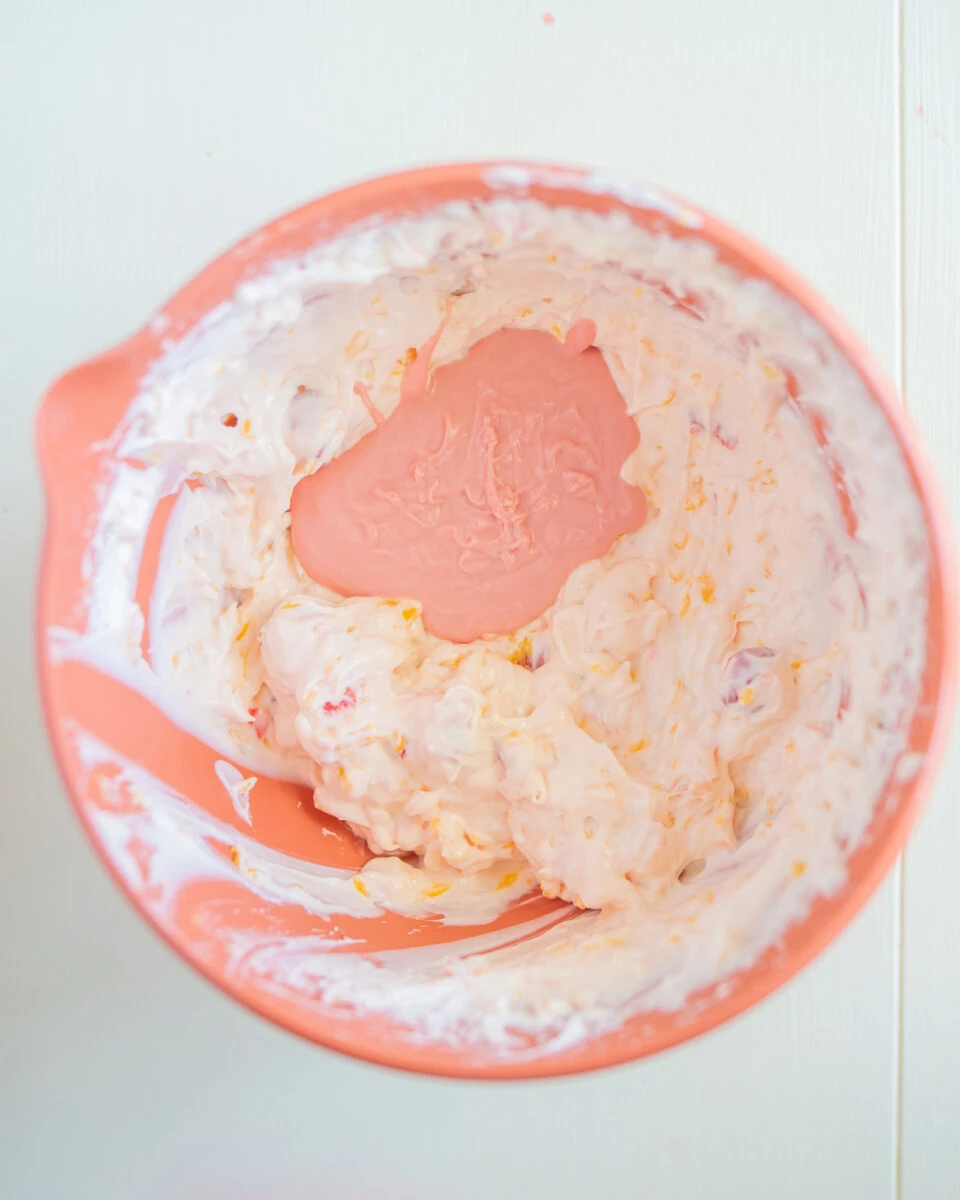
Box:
left=509, top=637, right=534, bottom=669
left=422, top=882, right=450, bottom=899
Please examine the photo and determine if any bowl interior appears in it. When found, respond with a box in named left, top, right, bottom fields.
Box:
left=36, top=163, right=957, bottom=1078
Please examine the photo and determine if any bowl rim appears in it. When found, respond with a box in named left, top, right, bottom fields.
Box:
left=35, top=159, right=960, bottom=1079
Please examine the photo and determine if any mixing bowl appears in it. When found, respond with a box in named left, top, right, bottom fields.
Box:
left=36, top=162, right=958, bottom=1078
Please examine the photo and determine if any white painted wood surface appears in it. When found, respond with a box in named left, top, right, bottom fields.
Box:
left=902, top=2, right=960, bottom=1196
left=0, top=1, right=953, bottom=1196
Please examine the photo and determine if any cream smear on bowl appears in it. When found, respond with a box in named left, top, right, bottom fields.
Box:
left=54, top=196, right=929, bottom=1053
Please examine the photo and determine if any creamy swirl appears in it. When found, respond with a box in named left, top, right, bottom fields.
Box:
left=84, top=196, right=929, bottom=1041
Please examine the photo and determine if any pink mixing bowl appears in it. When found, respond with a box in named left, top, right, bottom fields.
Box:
left=36, top=163, right=958, bottom=1078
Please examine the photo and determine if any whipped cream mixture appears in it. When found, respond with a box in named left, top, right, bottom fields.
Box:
left=68, top=194, right=929, bottom=1050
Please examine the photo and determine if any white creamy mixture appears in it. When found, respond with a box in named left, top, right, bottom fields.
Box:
left=66, top=195, right=929, bottom=1049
